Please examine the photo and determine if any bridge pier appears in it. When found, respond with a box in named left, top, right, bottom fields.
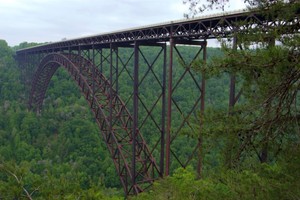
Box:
left=16, top=8, right=296, bottom=196
left=166, top=39, right=207, bottom=177
left=229, top=36, right=243, bottom=113
left=18, top=38, right=213, bottom=193
left=79, top=41, right=170, bottom=194
left=130, top=41, right=169, bottom=191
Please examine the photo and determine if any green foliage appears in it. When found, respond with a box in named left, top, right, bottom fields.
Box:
left=182, top=0, right=300, bottom=169
left=135, top=148, right=300, bottom=199
left=0, top=41, right=123, bottom=198
left=1, top=2, right=300, bottom=195
left=0, top=159, right=123, bottom=199
left=170, top=2, right=300, bottom=200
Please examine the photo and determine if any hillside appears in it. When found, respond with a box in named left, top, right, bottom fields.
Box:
left=0, top=39, right=299, bottom=199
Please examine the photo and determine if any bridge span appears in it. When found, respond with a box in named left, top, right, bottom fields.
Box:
left=16, top=8, right=299, bottom=196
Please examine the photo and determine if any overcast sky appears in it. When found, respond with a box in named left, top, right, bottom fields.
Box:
left=0, top=0, right=246, bottom=46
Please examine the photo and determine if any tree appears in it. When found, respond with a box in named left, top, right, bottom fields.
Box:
left=183, top=0, right=299, bottom=18
left=183, top=0, right=300, bottom=174
left=0, top=161, right=41, bottom=200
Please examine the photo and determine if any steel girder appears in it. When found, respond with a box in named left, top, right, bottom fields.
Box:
left=24, top=39, right=230, bottom=195
left=16, top=7, right=299, bottom=197
left=165, top=40, right=207, bottom=175
left=16, top=9, right=299, bottom=55
left=29, top=53, right=160, bottom=195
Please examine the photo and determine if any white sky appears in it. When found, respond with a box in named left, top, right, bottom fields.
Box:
left=0, top=0, right=246, bottom=46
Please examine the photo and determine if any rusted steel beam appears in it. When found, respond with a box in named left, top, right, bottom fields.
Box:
left=18, top=7, right=300, bottom=197
left=165, top=38, right=174, bottom=176
left=16, top=9, right=299, bottom=55
left=132, top=41, right=139, bottom=193
left=198, top=40, right=207, bottom=177
left=229, top=36, right=237, bottom=111
left=29, top=53, right=160, bottom=196
left=160, top=43, right=167, bottom=176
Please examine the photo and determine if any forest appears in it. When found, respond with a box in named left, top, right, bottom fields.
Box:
left=0, top=0, right=300, bottom=199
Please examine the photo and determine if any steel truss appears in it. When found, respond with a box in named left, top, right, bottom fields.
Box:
left=16, top=8, right=299, bottom=197
left=16, top=9, right=299, bottom=54
left=29, top=52, right=160, bottom=195
left=165, top=39, right=207, bottom=175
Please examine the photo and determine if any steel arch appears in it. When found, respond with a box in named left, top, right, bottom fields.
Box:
left=29, top=53, right=160, bottom=195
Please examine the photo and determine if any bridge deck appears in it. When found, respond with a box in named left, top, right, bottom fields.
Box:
left=15, top=6, right=299, bottom=196
left=17, top=9, right=265, bottom=54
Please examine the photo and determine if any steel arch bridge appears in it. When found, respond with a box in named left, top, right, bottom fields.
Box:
left=16, top=9, right=299, bottom=196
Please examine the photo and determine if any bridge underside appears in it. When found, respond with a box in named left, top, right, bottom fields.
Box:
left=16, top=8, right=299, bottom=196
left=29, top=52, right=164, bottom=194
left=23, top=40, right=211, bottom=195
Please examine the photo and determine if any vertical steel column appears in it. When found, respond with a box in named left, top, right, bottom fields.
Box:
left=100, top=48, right=103, bottom=74
left=166, top=38, right=174, bottom=176
left=197, top=40, right=207, bottom=178
left=115, top=47, right=119, bottom=94
left=160, top=43, right=167, bottom=176
left=201, top=41, right=207, bottom=115
left=92, top=45, right=96, bottom=96
left=78, top=45, right=82, bottom=73
left=109, top=43, right=114, bottom=140
left=24, top=53, right=28, bottom=101
left=27, top=53, right=33, bottom=91
left=229, top=36, right=237, bottom=111
left=108, top=44, right=115, bottom=190
left=87, top=48, right=91, bottom=60
left=37, top=53, right=42, bottom=68
left=132, top=41, right=139, bottom=192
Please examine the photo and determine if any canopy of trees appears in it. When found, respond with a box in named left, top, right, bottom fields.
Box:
left=0, top=1, right=299, bottom=198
